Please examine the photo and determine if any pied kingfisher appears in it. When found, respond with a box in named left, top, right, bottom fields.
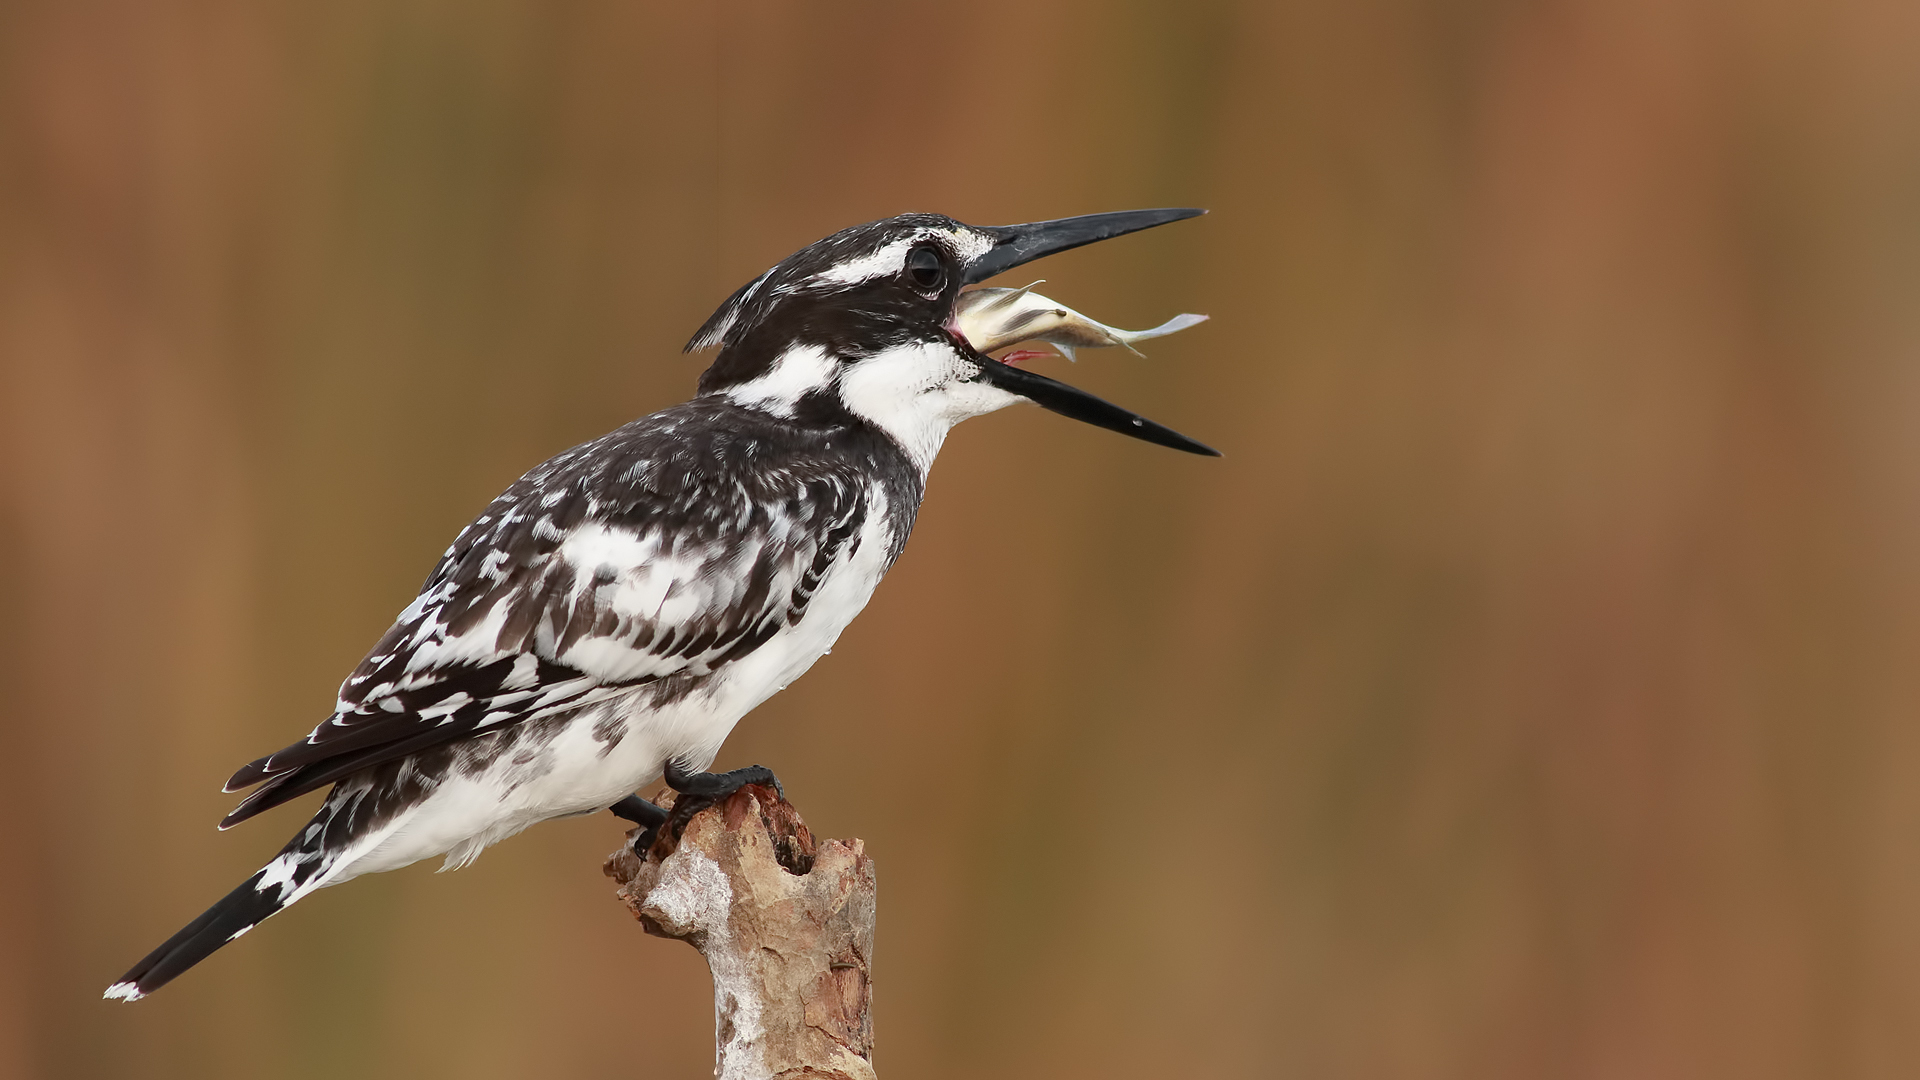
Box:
left=108, top=208, right=1215, bottom=1001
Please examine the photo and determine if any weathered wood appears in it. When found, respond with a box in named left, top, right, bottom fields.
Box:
left=605, top=786, right=877, bottom=1080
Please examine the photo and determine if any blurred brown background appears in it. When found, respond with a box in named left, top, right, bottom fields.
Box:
left=4, top=1, right=1919, bottom=1077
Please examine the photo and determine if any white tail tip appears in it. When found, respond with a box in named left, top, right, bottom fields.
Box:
left=103, top=981, right=145, bottom=1002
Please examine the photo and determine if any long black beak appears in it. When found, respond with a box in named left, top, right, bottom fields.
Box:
left=973, top=355, right=1220, bottom=456
left=963, top=207, right=1206, bottom=284
left=962, top=207, right=1218, bottom=456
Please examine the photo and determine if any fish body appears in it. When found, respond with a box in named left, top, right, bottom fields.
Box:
left=952, top=282, right=1208, bottom=361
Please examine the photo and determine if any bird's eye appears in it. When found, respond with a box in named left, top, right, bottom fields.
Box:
left=905, top=245, right=945, bottom=293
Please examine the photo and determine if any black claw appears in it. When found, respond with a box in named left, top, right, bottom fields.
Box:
left=662, top=760, right=784, bottom=801
left=610, top=794, right=669, bottom=858
left=645, top=761, right=786, bottom=856
left=632, top=824, right=662, bottom=858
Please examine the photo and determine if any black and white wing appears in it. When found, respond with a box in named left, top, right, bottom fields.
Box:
left=219, top=403, right=879, bottom=828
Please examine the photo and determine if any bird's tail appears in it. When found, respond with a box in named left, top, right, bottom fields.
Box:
left=105, top=806, right=339, bottom=1001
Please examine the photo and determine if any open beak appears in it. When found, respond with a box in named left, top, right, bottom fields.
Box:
left=962, top=208, right=1219, bottom=457
left=963, top=208, right=1207, bottom=284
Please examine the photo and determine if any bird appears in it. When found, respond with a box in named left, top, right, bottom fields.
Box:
left=106, top=207, right=1215, bottom=1001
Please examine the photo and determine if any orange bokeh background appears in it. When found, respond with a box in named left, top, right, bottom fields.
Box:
left=5, top=2, right=1920, bottom=1077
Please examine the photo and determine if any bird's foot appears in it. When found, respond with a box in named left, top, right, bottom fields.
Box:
left=646, top=760, right=785, bottom=856
left=663, top=759, right=783, bottom=801
left=609, top=794, right=669, bottom=857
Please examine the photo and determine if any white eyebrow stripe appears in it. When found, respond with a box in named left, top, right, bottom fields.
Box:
left=812, top=228, right=994, bottom=287
left=814, top=238, right=919, bottom=286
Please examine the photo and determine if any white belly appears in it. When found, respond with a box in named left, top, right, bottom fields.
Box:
left=335, top=488, right=900, bottom=882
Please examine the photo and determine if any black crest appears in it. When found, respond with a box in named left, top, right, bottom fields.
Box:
left=688, top=213, right=985, bottom=395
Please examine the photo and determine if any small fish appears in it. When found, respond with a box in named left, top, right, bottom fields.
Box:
left=953, top=282, right=1208, bottom=361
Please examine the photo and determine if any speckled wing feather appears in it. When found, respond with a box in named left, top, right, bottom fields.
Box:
left=219, top=400, right=881, bottom=828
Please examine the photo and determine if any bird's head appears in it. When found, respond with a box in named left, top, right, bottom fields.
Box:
left=688, top=209, right=1216, bottom=470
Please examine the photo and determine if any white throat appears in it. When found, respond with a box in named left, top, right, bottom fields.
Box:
left=834, top=340, right=1021, bottom=474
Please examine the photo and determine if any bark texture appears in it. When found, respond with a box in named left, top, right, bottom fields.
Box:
left=605, top=786, right=877, bottom=1080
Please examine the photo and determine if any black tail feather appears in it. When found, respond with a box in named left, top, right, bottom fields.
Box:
left=104, top=868, right=287, bottom=1001
left=112, top=761, right=404, bottom=999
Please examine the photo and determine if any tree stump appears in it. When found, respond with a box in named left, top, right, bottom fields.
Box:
left=604, top=786, right=877, bottom=1080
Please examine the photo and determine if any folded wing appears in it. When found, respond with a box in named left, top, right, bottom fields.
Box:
left=221, top=407, right=870, bottom=828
